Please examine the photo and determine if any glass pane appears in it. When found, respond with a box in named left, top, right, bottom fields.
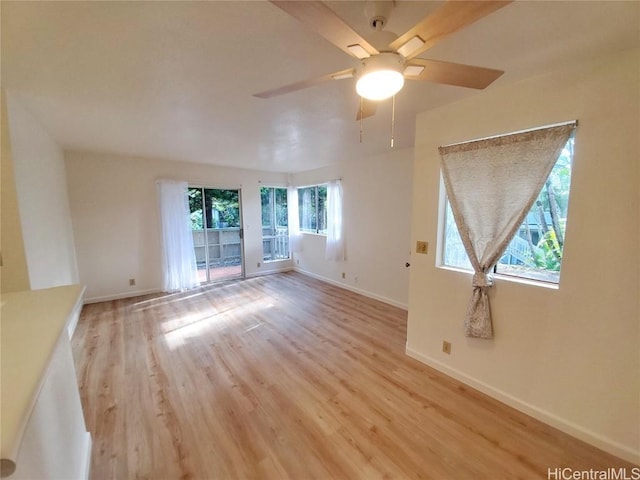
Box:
left=317, top=185, right=327, bottom=234
left=188, top=188, right=207, bottom=274
left=261, top=187, right=290, bottom=261
left=275, top=188, right=288, bottom=228
left=443, top=202, right=472, bottom=270
left=274, top=188, right=289, bottom=259
left=207, top=189, right=240, bottom=228
left=188, top=187, right=203, bottom=230
left=203, top=189, right=215, bottom=229
left=299, top=187, right=316, bottom=232
left=191, top=187, right=243, bottom=282
left=496, top=136, right=574, bottom=283
left=261, top=187, right=272, bottom=230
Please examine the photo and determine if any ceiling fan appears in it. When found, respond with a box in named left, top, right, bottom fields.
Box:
left=254, top=0, right=512, bottom=120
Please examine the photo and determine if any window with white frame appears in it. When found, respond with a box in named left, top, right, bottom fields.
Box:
left=260, top=186, right=289, bottom=261
left=298, top=185, right=327, bottom=234
left=442, top=134, right=575, bottom=284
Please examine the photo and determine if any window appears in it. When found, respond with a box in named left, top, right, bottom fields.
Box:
left=298, top=185, right=327, bottom=234
left=442, top=135, right=575, bottom=284
left=260, top=187, right=289, bottom=261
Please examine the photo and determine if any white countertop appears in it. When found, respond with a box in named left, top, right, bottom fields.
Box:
left=0, top=285, right=85, bottom=468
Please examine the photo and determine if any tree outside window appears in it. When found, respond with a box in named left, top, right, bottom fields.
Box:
left=298, top=185, right=327, bottom=235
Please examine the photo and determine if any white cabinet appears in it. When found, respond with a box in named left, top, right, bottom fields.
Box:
left=1, top=286, right=91, bottom=479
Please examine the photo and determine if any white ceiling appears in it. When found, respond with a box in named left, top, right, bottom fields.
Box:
left=2, top=1, right=638, bottom=173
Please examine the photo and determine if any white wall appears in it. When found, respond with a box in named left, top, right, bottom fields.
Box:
left=65, top=151, right=289, bottom=302
left=292, top=147, right=413, bottom=309
left=66, top=147, right=413, bottom=308
left=406, top=49, right=639, bottom=463
left=1, top=91, right=30, bottom=293
left=4, top=93, right=79, bottom=290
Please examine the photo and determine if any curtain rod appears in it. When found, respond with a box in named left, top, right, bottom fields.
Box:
left=440, top=120, right=578, bottom=149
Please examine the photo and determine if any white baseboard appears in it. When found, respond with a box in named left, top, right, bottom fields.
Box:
left=67, top=286, right=86, bottom=337
left=84, top=288, right=162, bottom=304
left=246, top=266, right=294, bottom=278
left=405, top=346, right=640, bottom=465
left=294, top=267, right=408, bottom=311
left=84, top=269, right=295, bottom=304
left=80, top=432, right=92, bottom=480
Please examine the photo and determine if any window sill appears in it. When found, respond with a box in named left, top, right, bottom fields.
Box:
left=436, top=265, right=559, bottom=290
left=300, top=231, right=327, bottom=237
left=263, top=258, right=291, bottom=264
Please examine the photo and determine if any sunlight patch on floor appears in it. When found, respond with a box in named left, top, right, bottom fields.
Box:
left=161, top=296, right=274, bottom=350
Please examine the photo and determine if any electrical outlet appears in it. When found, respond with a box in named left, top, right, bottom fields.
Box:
left=416, top=241, right=428, bottom=254
left=442, top=341, right=451, bottom=355
left=257, top=262, right=261, bottom=268
left=129, top=278, right=136, bottom=286
left=354, top=276, right=359, bottom=284
left=341, top=272, right=346, bottom=279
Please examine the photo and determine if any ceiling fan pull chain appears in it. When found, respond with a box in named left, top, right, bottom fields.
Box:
left=359, top=96, right=364, bottom=143
left=390, top=94, right=396, bottom=148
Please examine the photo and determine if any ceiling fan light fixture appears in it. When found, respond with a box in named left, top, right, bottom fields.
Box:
left=356, top=53, right=405, bottom=101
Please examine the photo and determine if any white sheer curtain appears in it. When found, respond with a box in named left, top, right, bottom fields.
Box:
left=287, top=186, right=302, bottom=253
left=325, top=180, right=345, bottom=261
left=440, top=123, right=576, bottom=338
left=157, top=180, right=200, bottom=293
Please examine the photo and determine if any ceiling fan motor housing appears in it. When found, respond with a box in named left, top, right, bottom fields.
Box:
left=364, top=1, right=395, bottom=30
left=370, top=30, right=400, bottom=52
left=358, top=52, right=404, bottom=78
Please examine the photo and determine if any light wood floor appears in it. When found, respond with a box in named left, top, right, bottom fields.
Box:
left=72, top=272, right=635, bottom=479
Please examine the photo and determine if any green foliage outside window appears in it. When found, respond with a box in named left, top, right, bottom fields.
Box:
left=188, top=188, right=240, bottom=229
left=298, top=185, right=327, bottom=234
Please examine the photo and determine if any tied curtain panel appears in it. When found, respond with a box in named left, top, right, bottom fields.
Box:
left=157, top=179, right=200, bottom=293
left=325, top=180, right=345, bottom=261
left=440, top=123, right=576, bottom=338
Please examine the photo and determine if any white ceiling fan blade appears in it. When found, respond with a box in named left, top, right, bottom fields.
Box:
left=404, top=59, right=503, bottom=90
left=270, top=1, right=379, bottom=59
left=356, top=98, right=378, bottom=121
left=253, top=68, right=355, bottom=99
left=391, top=1, right=512, bottom=60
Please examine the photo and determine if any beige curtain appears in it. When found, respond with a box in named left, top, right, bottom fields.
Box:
left=439, top=123, right=576, bottom=338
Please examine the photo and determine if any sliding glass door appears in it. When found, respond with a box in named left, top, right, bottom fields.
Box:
left=188, top=187, right=244, bottom=283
